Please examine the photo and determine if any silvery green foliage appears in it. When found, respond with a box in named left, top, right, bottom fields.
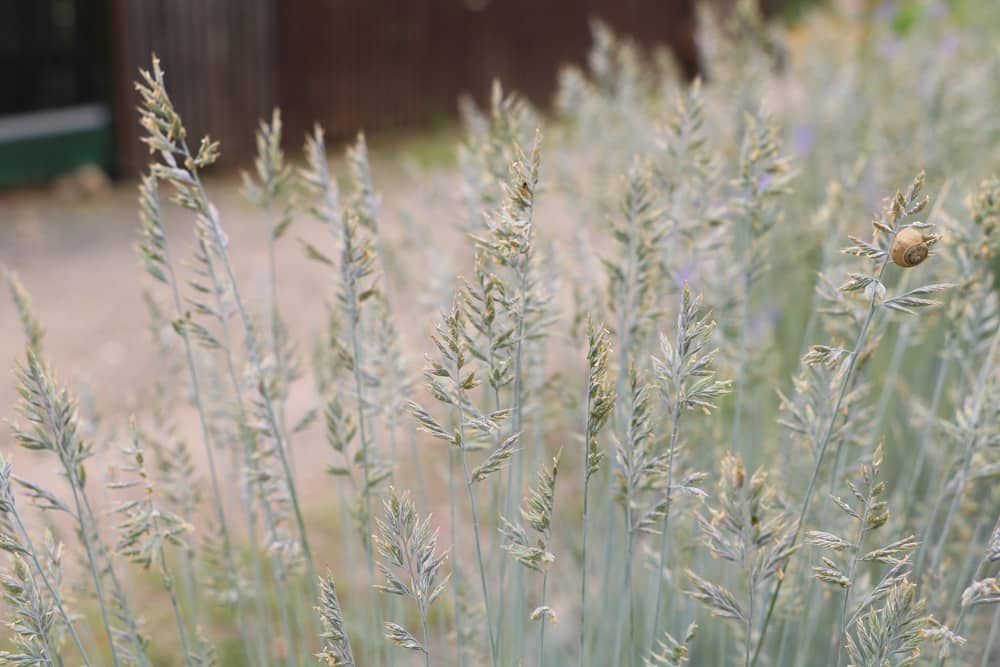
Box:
left=731, top=108, right=793, bottom=273
left=604, top=159, right=665, bottom=367
left=696, top=0, right=780, bottom=120
left=726, top=107, right=794, bottom=445
left=807, top=444, right=930, bottom=662
left=555, top=20, right=651, bottom=188
left=809, top=445, right=891, bottom=585
left=751, top=175, right=951, bottom=660
left=836, top=173, right=947, bottom=318
left=685, top=454, right=797, bottom=660
left=451, top=582, right=489, bottom=666
left=655, top=79, right=719, bottom=224
left=11, top=352, right=146, bottom=666
left=459, top=80, right=538, bottom=226
left=962, top=575, right=1000, bottom=609
left=110, top=425, right=190, bottom=571
left=2, top=268, right=44, bottom=356
left=241, top=109, right=299, bottom=407
left=500, top=451, right=561, bottom=574
left=461, top=253, right=515, bottom=401
left=473, top=129, right=542, bottom=274
left=845, top=578, right=932, bottom=667
left=109, top=425, right=204, bottom=665
left=584, top=320, right=616, bottom=481
left=644, top=623, right=697, bottom=667
left=374, top=488, right=449, bottom=658
left=12, top=353, right=92, bottom=475
left=778, top=362, right=871, bottom=460
left=962, top=524, right=1000, bottom=610
left=0, top=556, right=56, bottom=666
left=315, top=575, right=355, bottom=667
left=578, top=318, right=616, bottom=663
left=188, top=630, right=217, bottom=667
left=614, top=369, right=669, bottom=536
left=345, top=133, right=380, bottom=233
left=0, top=459, right=73, bottom=667
left=241, top=109, right=293, bottom=228
left=649, top=285, right=730, bottom=645
left=408, top=300, right=516, bottom=480
left=302, top=128, right=392, bottom=537
left=654, top=285, right=732, bottom=415
left=9, top=4, right=1000, bottom=665
left=644, top=285, right=728, bottom=539
left=343, top=135, right=414, bottom=452
left=137, top=57, right=316, bottom=599
left=408, top=298, right=506, bottom=664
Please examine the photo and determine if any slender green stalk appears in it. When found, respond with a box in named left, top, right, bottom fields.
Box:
left=157, top=202, right=259, bottom=663
left=158, top=549, right=194, bottom=667
left=419, top=608, right=431, bottom=667
left=78, top=485, right=149, bottom=667
left=456, top=354, right=499, bottom=666
left=827, top=273, right=912, bottom=496
left=500, top=264, right=530, bottom=662
left=212, top=224, right=316, bottom=584
left=604, top=197, right=640, bottom=661
left=538, top=570, right=550, bottom=666
left=578, top=470, right=592, bottom=667
left=835, top=485, right=873, bottom=667
left=903, top=343, right=951, bottom=522
left=745, top=577, right=754, bottom=667
left=577, top=321, right=613, bottom=667
left=206, top=254, right=300, bottom=667
left=67, top=473, right=121, bottom=667
left=941, top=513, right=1000, bottom=666
left=172, top=134, right=318, bottom=594
left=14, top=295, right=144, bottom=666
left=138, top=61, right=317, bottom=600
left=752, top=259, right=890, bottom=666
left=650, top=385, right=683, bottom=641
left=9, top=510, right=92, bottom=666
left=342, top=250, right=387, bottom=666
left=732, top=245, right=753, bottom=456
left=618, top=496, right=636, bottom=667
left=980, top=606, right=1000, bottom=667
left=403, top=522, right=433, bottom=667
left=920, top=325, right=1000, bottom=577
left=447, top=447, right=464, bottom=667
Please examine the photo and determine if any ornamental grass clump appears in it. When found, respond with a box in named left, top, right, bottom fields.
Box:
left=4, top=2, right=1000, bottom=665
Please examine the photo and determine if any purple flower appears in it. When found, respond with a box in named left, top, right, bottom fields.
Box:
left=927, top=1, right=948, bottom=19
left=792, top=126, right=816, bottom=157
left=938, top=33, right=959, bottom=58
left=675, top=261, right=698, bottom=289
left=874, top=1, right=897, bottom=20
left=878, top=37, right=901, bottom=60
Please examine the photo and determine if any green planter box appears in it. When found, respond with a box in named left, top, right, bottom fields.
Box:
left=0, top=104, right=113, bottom=188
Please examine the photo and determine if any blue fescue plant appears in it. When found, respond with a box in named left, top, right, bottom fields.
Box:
left=4, top=3, right=1000, bottom=666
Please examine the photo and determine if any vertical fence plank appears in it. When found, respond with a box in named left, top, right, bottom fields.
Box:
left=112, top=0, right=697, bottom=174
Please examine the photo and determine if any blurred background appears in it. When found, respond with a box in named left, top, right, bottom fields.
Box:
left=0, top=0, right=814, bottom=189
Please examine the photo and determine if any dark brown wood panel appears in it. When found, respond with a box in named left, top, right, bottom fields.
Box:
left=110, top=0, right=277, bottom=174
left=112, top=1, right=696, bottom=174
left=275, top=0, right=697, bottom=144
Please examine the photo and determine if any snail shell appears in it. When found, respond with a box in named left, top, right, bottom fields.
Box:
left=891, top=227, right=929, bottom=268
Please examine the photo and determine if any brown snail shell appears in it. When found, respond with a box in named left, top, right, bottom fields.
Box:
left=891, top=227, right=929, bottom=268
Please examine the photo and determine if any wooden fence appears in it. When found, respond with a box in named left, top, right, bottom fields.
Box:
left=111, top=0, right=697, bottom=174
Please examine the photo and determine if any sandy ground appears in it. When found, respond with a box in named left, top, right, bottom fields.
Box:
left=0, top=145, right=587, bottom=625
left=0, top=153, right=471, bottom=511
left=0, top=131, right=616, bottom=663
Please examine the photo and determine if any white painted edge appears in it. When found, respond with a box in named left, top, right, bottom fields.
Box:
left=0, top=104, right=111, bottom=143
